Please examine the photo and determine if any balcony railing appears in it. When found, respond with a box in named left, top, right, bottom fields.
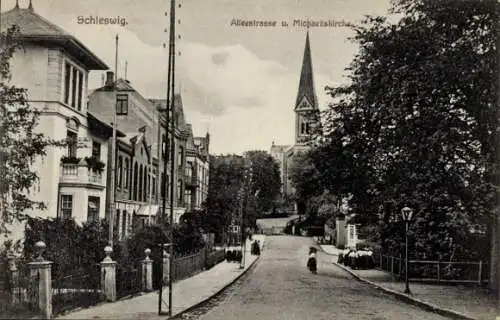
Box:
left=60, top=164, right=104, bottom=185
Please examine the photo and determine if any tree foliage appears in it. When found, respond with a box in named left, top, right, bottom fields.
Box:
left=308, top=0, right=497, bottom=260
left=204, top=155, right=246, bottom=241
left=243, top=150, right=281, bottom=213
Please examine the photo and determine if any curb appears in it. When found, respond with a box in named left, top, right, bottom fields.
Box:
left=320, top=248, right=475, bottom=320
left=170, top=249, right=263, bottom=319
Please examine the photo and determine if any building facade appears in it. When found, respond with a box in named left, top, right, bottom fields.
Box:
left=89, top=76, right=201, bottom=237
left=185, top=125, right=210, bottom=212
left=270, top=31, right=320, bottom=207
left=1, top=2, right=113, bottom=242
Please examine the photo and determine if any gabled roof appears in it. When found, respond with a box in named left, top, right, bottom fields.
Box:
left=149, top=95, right=188, bottom=133
left=295, top=31, right=318, bottom=110
left=1, top=3, right=108, bottom=70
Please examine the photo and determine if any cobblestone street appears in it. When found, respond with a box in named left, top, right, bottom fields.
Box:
left=185, top=236, right=449, bottom=320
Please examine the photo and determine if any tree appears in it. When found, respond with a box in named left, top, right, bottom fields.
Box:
left=204, top=155, right=246, bottom=242
left=243, top=150, right=281, bottom=214
left=315, top=0, right=497, bottom=260
left=0, top=25, right=56, bottom=238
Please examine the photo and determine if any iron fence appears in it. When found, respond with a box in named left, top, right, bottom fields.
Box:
left=116, top=264, right=142, bottom=299
left=172, top=249, right=206, bottom=282
left=52, top=264, right=103, bottom=315
left=1, top=261, right=40, bottom=318
left=205, top=249, right=226, bottom=269
left=374, top=253, right=488, bottom=284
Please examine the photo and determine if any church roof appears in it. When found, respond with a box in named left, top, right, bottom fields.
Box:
left=1, top=2, right=108, bottom=70
left=295, top=31, right=318, bottom=109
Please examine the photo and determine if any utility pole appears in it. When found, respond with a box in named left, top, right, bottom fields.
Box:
left=168, top=0, right=177, bottom=315
left=158, top=0, right=176, bottom=316
left=495, top=0, right=500, bottom=315
left=108, top=34, right=119, bottom=247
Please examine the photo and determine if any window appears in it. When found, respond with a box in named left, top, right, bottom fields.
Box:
left=117, top=156, right=123, bottom=188
left=124, top=159, right=129, bottom=189
left=67, top=131, right=77, bottom=157
left=77, top=73, right=83, bottom=111
left=152, top=176, right=156, bottom=196
left=63, top=61, right=85, bottom=111
left=115, top=209, right=121, bottom=230
left=177, top=179, right=183, bottom=203
left=92, top=141, right=101, bottom=160
left=60, top=194, right=73, bottom=219
left=143, top=167, right=148, bottom=202
left=116, top=94, right=129, bottom=115
left=71, top=68, right=78, bottom=108
left=178, top=146, right=184, bottom=168
left=133, top=162, right=138, bottom=201
left=122, top=210, right=127, bottom=237
left=87, top=196, right=100, bottom=222
left=64, top=63, right=71, bottom=104
left=139, top=165, right=143, bottom=201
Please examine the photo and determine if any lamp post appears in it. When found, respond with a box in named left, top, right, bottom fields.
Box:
left=240, top=163, right=253, bottom=270
left=401, top=206, right=413, bottom=295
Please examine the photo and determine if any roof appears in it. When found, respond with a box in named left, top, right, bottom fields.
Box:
left=94, top=79, right=136, bottom=93
left=1, top=4, right=108, bottom=70
left=295, top=31, right=318, bottom=109
left=87, top=112, right=126, bottom=138
left=149, top=95, right=188, bottom=133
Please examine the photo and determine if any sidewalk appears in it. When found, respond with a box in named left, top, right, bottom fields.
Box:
left=320, top=245, right=497, bottom=320
left=57, top=235, right=265, bottom=320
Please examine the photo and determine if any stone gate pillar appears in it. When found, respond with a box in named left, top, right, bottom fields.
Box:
left=28, top=241, right=53, bottom=319
left=141, top=248, right=153, bottom=292
left=100, top=246, right=116, bottom=302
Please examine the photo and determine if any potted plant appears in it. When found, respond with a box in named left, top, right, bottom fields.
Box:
left=84, top=156, right=105, bottom=173
left=60, top=156, right=81, bottom=164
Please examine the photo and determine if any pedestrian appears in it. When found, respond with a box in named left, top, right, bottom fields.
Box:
left=307, top=247, right=317, bottom=274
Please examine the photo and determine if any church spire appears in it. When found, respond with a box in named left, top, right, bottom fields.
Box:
left=295, top=31, right=318, bottom=109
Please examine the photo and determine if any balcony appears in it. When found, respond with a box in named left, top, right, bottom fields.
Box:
left=60, top=163, right=104, bottom=187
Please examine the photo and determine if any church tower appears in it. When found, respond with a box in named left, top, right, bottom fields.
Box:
left=295, top=31, right=319, bottom=146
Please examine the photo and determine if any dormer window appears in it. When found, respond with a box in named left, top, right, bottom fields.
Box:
left=63, top=60, right=85, bottom=111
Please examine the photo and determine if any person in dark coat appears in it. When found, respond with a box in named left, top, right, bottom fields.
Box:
left=307, top=247, right=317, bottom=274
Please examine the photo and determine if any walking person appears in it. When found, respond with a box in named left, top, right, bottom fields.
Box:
left=307, top=247, right=317, bottom=274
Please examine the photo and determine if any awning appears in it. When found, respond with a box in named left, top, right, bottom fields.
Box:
left=136, top=205, right=159, bottom=216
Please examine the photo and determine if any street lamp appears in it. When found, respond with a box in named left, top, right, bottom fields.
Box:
left=240, top=162, right=252, bottom=270
left=401, top=206, right=413, bottom=295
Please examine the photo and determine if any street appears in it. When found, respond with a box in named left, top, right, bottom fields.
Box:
left=192, top=236, right=448, bottom=320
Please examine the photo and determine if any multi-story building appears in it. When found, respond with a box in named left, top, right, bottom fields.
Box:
left=1, top=2, right=113, bottom=241
left=89, top=75, right=193, bottom=238
left=185, top=125, right=210, bottom=212
left=149, top=95, right=190, bottom=222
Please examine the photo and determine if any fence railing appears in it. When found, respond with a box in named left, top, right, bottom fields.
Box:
left=2, top=245, right=227, bottom=318
left=116, top=264, right=142, bottom=299
left=374, top=253, right=488, bottom=284
left=172, top=249, right=206, bottom=282
left=1, top=261, right=40, bottom=318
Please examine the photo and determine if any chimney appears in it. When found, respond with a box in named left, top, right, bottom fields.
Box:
left=105, top=71, right=114, bottom=87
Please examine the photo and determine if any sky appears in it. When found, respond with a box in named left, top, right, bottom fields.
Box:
left=1, top=0, right=393, bottom=154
